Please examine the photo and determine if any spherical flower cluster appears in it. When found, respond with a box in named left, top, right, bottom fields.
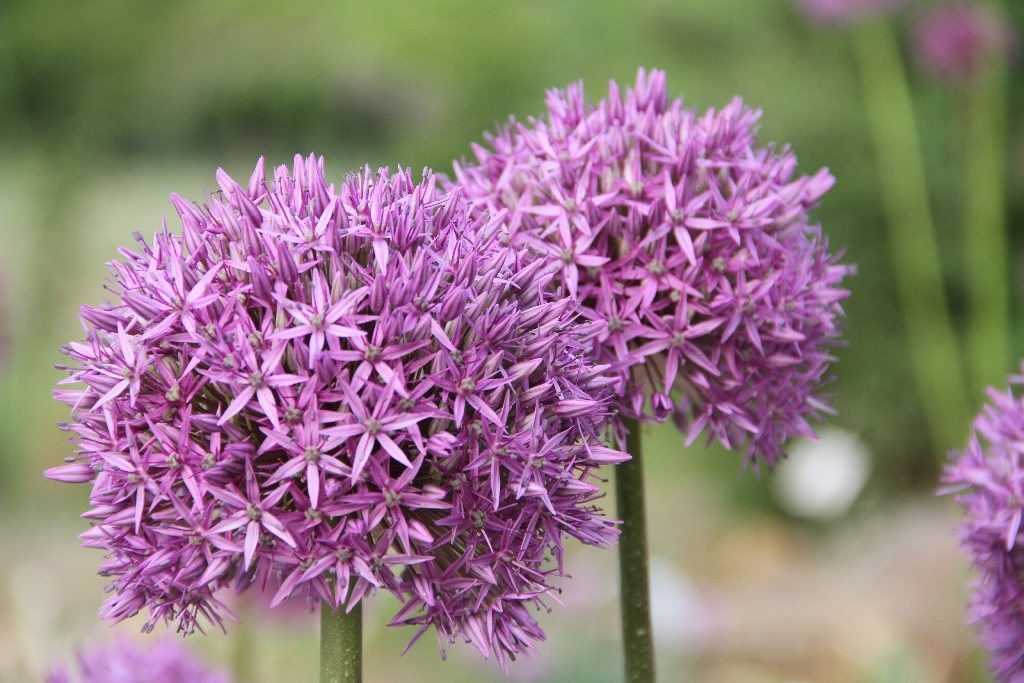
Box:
left=795, top=0, right=909, bottom=24
left=46, top=156, right=627, bottom=667
left=451, top=69, right=852, bottom=466
left=942, top=366, right=1024, bottom=683
left=912, top=3, right=1018, bottom=85
left=46, top=637, right=230, bottom=683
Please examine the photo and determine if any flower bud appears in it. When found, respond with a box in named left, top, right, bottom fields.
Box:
left=370, top=275, right=388, bottom=314
left=438, top=287, right=467, bottom=323
left=248, top=156, right=266, bottom=200
left=45, top=463, right=95, bottom=483
left=276, top=242, right=298, bottom=284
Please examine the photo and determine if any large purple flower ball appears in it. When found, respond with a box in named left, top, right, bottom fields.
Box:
left=452, top=69, right=852, bottom=467
left=46, top=157, right=627, bottom=668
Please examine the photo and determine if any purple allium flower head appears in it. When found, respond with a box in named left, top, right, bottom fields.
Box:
left=451, top=69, right=852, bottom=467
left=45, top=637, right=230, bottom=683
left=795, top=0, right=909, bottom=24
left=46, top=156, right=627, bottom=668
left=912, top=3, right=1019, bottom=85
left=942, top=366, right=1024, bottom=683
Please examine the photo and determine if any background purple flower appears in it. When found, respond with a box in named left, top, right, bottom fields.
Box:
left=46, top=156, right=627, bottom=669
left=912, top=3, right=1019, bottom=85
left=795, top=0, right=909, bottom=24
left=45, top=637, right=230, bottom=683
left=451, top=69, right=852, bottom=468
left=941, top=366, right=1024, bottom=682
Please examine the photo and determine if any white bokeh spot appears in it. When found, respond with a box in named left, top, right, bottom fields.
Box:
left=774, top=427, right=871, bottom=520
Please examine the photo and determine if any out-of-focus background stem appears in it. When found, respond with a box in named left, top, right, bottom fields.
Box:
left=850, top=18, right=972, bottom=455
left=964, top=0, right=1011, bottom=400
left=0, top=137, right=92, bottom=512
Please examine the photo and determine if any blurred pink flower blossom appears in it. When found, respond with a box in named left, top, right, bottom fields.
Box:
left=796, top=0, right=910, bottom=24
left=45, top=637, right=230, bottom=683
left=912, top=3, right=1018, bottom=84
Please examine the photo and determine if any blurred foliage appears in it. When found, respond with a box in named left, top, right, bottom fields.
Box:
left=1, top=0, right=1023, bottom=512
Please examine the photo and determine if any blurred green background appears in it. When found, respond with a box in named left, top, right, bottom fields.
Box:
left=0, top=0, right=1022, bottom=681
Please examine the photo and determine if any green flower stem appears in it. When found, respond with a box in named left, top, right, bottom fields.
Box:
left=850, top=19, right=972, bottom=453
left=616, top=417, right=656, bottom=683
left=321, top=600, right=362, bottom=683
left=964, top=0, right=1010, bottom=399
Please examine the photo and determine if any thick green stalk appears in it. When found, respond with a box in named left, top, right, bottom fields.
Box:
left=963, top=0, right=1009, bottom=399
left=321, top=601, right=362, bottom=683
left=850, top=19, right=972, bottom=453
left=615, top=417, right=655, bottom=683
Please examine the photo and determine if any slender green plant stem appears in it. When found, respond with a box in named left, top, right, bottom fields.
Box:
left=615, top=417, right=655, bottom=683
left=321, top=601, right=362, bottom=683
left=850, top=19, right=972, bottom=453
left=963, top=0, right=1010, bottom=399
